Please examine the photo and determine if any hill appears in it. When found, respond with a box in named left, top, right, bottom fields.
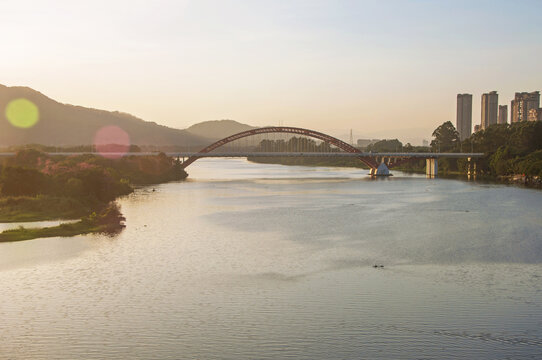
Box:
left=0, top=84, right=253, bottom=148
left=186, top=120, right=255, bottom=139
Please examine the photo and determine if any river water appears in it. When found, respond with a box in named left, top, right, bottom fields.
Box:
left=1, top=158, right=541, bottom=359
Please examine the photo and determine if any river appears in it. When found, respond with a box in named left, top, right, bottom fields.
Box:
left=1, top=158, right=541, bottom=359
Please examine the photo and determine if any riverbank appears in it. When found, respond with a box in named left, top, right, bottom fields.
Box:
left=0, top=150, right=187, bottom=241
left=499, top=174, right=542, bottom=188
left=0, top=195, right=99, bottom=222
left=0, top=203, right=126, bottom=242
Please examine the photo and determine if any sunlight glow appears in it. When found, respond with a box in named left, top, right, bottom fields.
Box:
left=5, top=98, right=39, bottom=128
left=93, top=125, right=130, bottom=159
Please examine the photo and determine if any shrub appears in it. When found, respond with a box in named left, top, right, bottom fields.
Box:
left=0, top=166, right=50, bottom=196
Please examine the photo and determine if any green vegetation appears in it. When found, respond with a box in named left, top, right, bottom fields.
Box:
left=0, top=203, right=126, bottom=242
left=430, top=121, right=460, bottom=152
left=411, top=121, right=542, bottom=181
left=0, top=196, right=94, bottom=222
left=0, top=149, right=188, bottom=241
left=256, top=137, right=332, bottom=153
left=366, top=139, right=403, bottom=152
left=395, top=121, right=542, bottom=185
left=467, top=122, right=542, bottom=177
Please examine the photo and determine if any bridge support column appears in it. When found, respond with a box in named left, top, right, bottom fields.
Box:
left=426, top=158, right=438, bottom=178
left=467, top=157, right=477, bottom=180
left=370, top=162, right=391, bottom=176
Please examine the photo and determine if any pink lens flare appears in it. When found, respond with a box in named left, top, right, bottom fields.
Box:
left=93, top=125, right=131, bottom=159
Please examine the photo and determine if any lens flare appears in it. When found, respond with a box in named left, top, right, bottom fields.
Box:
left=93, top=125, right=130, bottom=159
left=5, top=98, right=40, bottom=128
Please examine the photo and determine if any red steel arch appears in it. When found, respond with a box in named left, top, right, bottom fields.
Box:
left=180, top=126, right=380, bottom=169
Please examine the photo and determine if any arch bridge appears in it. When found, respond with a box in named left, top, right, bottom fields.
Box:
left=176, top=126, right=483, bottom=177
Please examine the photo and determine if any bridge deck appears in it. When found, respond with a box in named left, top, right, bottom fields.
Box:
left=0, top=152, right=484, bottom=158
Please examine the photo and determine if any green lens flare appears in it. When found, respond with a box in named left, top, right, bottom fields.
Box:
left=5, top=98, right=40, bottom=128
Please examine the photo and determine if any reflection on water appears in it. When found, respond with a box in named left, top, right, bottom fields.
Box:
left=1, top=159, right=541, bottom=359
left=0, top=219, right=78, bottom=232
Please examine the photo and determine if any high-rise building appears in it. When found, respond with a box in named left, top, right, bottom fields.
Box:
left=481, top=91, right=498, bottom=130
left=456, top=94, right=472, bottom=140
left=498, top=105, right=508, bottom=124
left=511, top=91, right=540, bottom=123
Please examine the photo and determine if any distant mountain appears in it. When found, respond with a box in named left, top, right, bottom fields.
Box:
left=0, top=84, right=254, bottom=148
left=186, top=120, right=256, bottom=140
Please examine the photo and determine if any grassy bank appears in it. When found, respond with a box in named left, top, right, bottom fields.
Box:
left=0, top=203, right=126, bottom=242
left=0, top=195, right=98, bottom=222
left=0, top=221, right=102, bottom=242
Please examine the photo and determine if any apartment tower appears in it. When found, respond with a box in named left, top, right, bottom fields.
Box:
left=456, top=94, right=472, bottom=140
left=481, top=91, right=498, bottom=130
left=511, top=91, right=540, bottom=123
left=498, top=105, right=508, bottom=124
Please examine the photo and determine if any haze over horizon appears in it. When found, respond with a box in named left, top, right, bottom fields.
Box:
left=2, top=0, right=541, bottom=144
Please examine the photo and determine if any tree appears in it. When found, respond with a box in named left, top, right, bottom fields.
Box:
left=8, top=149, right=49, bottom=169
left=431, top=121, right=459, bottom=152
left=489, top=146, right=515, bottom=175
left=0, top=166, right=49, bottom=196
left=367, top=139, right=403, bottom=152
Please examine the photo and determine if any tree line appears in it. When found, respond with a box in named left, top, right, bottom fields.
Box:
left=430, top=121, right=542, bottom=177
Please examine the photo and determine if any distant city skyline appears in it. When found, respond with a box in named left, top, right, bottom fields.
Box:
left=460, top=90, right=541, bottom=136
left=2, top=0, right=542, bottom=144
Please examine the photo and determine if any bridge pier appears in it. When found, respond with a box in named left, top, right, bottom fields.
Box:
left=370, top=162, right=391, bottom=176
left=426, top=158, right=438, bottom=178
left=467, top=157, right=477, bottom=180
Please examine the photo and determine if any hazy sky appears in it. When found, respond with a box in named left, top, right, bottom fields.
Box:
left=2, top=0, right=541, bottom=143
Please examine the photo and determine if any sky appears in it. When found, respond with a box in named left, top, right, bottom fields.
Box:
left=1, top=0, right=541, bottom=144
